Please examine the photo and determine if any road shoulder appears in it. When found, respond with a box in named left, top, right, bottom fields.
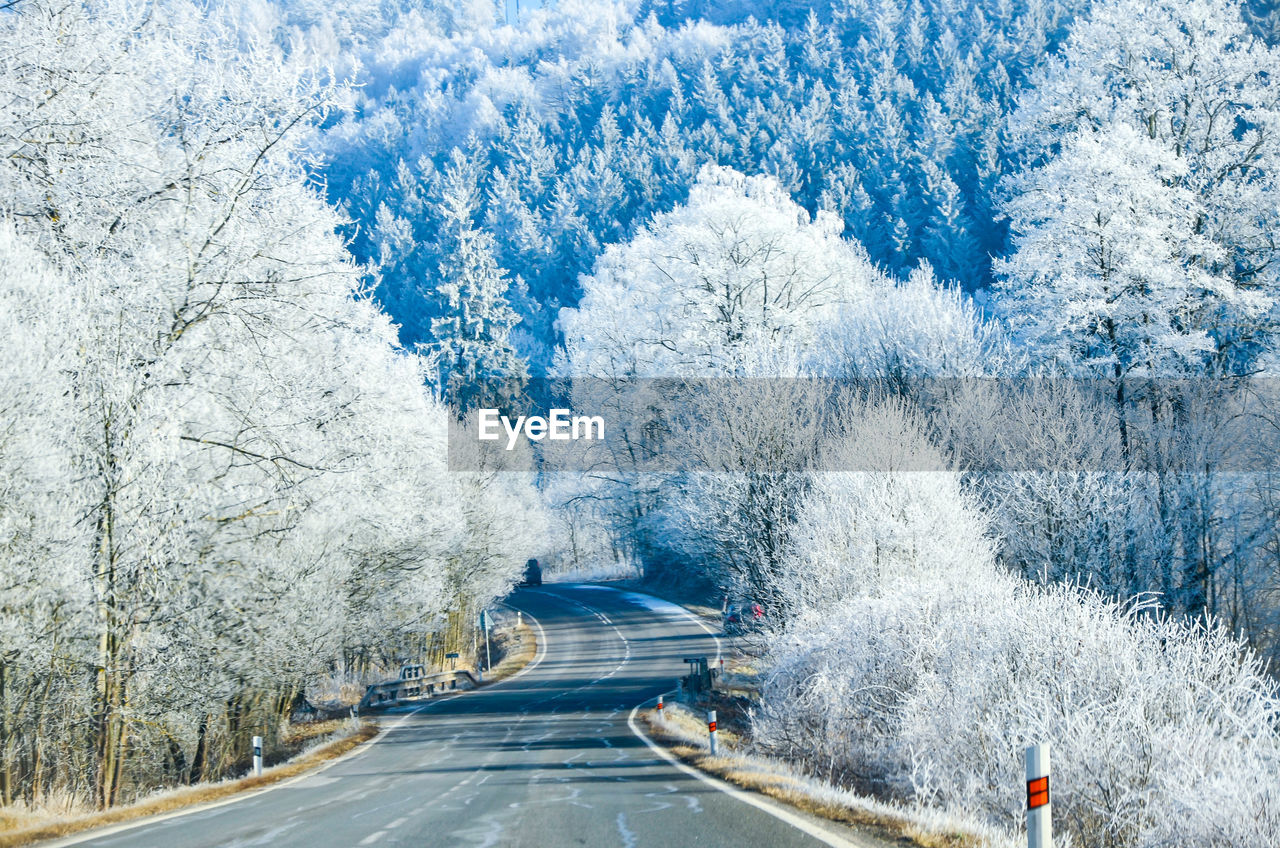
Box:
left=12, top=609, right=544, bottom=848
left=5, top=723, right=379, bottom=848
left=616, top=583, right=989, bottom=848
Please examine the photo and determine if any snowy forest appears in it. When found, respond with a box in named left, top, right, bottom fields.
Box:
left=4, top=0, right=1280, bottom=845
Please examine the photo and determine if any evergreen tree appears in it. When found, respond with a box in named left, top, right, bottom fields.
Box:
left=429, top=150, right=528, bottom=412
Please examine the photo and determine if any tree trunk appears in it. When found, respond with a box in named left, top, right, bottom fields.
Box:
left=189, top=713, right=209, bottom=785
left=0, top=661, right=9, bottom=806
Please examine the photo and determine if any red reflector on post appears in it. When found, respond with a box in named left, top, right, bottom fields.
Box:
left=708, top=721, right=717, bottom=732
left=1027, top=776, right=1049, bottom=810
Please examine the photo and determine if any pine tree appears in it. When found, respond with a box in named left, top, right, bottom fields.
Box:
left=429, top=150, right=528, bottom=412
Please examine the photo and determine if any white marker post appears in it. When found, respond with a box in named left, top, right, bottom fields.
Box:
left=252, top=735, right=263, bottom=778
left=707, top=710, right=718, bottom=756
left=481, top=609, right=492, bottom=672
left=656, top=694, right=664, bottom=721
left=1025, top=743, right=1051, bottom=848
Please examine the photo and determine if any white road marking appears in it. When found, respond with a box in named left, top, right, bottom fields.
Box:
left=351, top=797, right=399, bottom=819
left=616, top=812, right=638, bottom=848
left=225, top=821, right=298, bottom=847
left=516, top=591, right=633, bottom=710
left=494, top=601, right=548, bottom=684
left=627, top=700, right=861, bottom=848
left=358, top=829, right=386, bottom=845
left=43, top=608, right=552, bottom=848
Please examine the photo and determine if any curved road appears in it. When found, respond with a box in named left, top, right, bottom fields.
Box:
left=56, top=584, right=888, bottom=848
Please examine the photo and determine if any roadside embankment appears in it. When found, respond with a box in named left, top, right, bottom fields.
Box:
left=0, top=721, right=379, bottom=848
left=2, top=609, right=541, bottom=848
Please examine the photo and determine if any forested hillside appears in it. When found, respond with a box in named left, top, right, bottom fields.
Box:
left=307, top=0, right=1092, bottom=373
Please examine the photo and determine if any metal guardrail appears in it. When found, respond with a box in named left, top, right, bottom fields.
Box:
left=679, top=656, right=718, bottom=697
left=357, top=607, right=522, bottom=711
left=359, top=666, right=479, bottom=711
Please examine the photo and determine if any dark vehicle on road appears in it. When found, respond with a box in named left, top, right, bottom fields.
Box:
left=520, top=557, right=542, bottom=587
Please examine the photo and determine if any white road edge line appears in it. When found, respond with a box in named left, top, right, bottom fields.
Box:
left=627, top=699, right=859, bottom=848
left=495, top=601, right=547, bottom=684
left=40, top=727, right=395, bottom=848
left=607, top=585, right=857, bottom=848
left=41, top=608, right=550, bottom=848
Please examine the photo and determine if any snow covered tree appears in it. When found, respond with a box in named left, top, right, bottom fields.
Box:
left=996, top=124, right=1242, bottom=382
left=1005, top=0, right=1280, bottom=373
left=0, top=228, right=90, bottom=808
left=429, top=149, right=528, bottom=412
left=0, top=0, right=541, bottom=808
left=559, top=165, right=886, bottom=379
left=995, top=0, right=1280, bottom=624
left=557, top=166, right=883, bottom=589
left=774, top=398, right=993, bottom=618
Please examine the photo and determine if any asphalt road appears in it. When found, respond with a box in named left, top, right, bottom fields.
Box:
left=56, top=584, right=890, bottom=848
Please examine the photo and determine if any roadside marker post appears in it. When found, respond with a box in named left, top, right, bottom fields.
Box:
left=252, top=735, right=263, bottom=778
left=656, top=694, right=664, bottom=720
left=1025, top=743, right=1051, bottom=848
left=707, top=710, right=718, bottom=756
left=481, top=609, right=492, bottom=672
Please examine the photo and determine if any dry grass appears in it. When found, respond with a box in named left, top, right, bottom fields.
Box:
left=643, top=708, right=990, bottom=848
left=655, top=699, right=745, bottom=750
left=483, top=618, right=537, bottom=684
left=621, top=591, right=989, bottom=846
left=0, top=616, right=539, bottom=847
left=281, top=717, right=350, bottom=746
left=0, top=722, right=379, bottom=848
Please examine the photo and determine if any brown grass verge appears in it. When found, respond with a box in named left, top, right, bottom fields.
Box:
left=0, top=722, right=379, bottom=848
left=482, top=618, right=537, bottom=684
left=644, top=710, right=981, bottom=848
left=2, top=613, right=539, bottom=846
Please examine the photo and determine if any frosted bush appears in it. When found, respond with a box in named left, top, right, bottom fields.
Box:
left=760, top=553, right=1280, bottom=847
left=756, top=405, right=1280, bottom=847
left=774, top=399, right=993, bottom=616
